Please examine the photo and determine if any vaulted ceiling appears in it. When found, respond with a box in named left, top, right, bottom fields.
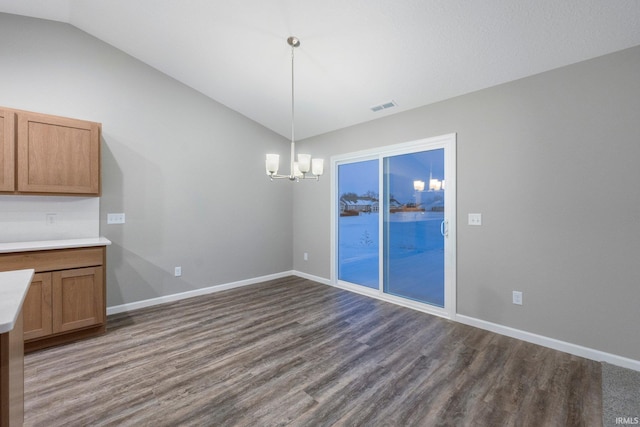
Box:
left=2, top=1, right=640, bottom=139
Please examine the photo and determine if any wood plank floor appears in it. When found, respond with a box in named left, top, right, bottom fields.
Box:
left=24, top=276, right=602, bottom=426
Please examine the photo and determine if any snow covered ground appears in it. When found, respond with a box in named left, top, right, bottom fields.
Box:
left=338, top=211, right=445, bottom=307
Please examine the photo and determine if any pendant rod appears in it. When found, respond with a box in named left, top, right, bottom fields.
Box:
left=290, top=39, right=296, bottom=177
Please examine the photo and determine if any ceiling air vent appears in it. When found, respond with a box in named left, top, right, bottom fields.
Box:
left=370, top=100, right=397, bottom=112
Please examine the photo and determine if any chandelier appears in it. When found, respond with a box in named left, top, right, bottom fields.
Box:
left=265, top=36, right=324, bottom=181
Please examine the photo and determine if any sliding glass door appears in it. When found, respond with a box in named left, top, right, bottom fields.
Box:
left=383, top=149, right=445, bottom=307
left=333, top=134, right=455, bottom=317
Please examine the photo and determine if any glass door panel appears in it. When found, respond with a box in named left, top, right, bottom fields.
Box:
left=337, top=160, right=379, bottom=289
left=383, top=149, right=445, bottom=307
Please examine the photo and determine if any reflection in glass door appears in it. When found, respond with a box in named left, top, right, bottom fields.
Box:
left=383, top=149, right=445, bottom=307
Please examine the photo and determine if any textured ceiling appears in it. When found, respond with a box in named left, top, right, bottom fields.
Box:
left=1, top=0, right=640, bottom=139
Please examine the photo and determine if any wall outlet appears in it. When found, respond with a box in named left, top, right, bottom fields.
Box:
left=512, top=291, right=523, bottom=305
left=46, top=213, right=57, bottom=225
left=107, top=213, right=126, bottom=224
left=468, top=213, right=482, bottom=226
left=304, top=252, right=308, bottom=261
left=174, top=266, right=182, bottom=277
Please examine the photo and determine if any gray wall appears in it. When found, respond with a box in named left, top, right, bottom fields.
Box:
left=0, top=13, right=293, bottom=306
left=293, top=45, right=640, bottom=361
left=1, top=12, right=638, bottom=362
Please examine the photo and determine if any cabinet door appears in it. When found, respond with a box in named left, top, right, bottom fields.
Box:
left=23, top=273, right=53, bottom=341
left=0, top=109, right=15, bottom=192
left=52, top=267, right=104, bottom=333
left=17, top=112, right=100, bottom=195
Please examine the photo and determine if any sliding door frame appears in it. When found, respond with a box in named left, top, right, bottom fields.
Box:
left=330, top=133, right=457, bottom=319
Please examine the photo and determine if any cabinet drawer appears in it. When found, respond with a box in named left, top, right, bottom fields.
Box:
left=0, top=247, right=104, bottom=273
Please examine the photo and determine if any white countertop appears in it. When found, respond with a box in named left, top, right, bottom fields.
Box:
left=0, top=237, right=111, bottom=254
left=0, top=269, right=35, bottom=333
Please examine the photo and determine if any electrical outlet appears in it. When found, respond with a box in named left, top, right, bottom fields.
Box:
left=107, top=213, right=126, bottom=224
left=512, top=291, right=523, bottom=305
left=468, top=213, right=482, bottom=226
left=174, top=266, right=182, bottom=277
left=304, top=252, right=308, bottom=261
left=46, top=213, right=57, bottom=225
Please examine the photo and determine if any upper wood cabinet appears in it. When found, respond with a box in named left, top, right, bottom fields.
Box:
left=0, top=107, right=101, bottom=196
left=0, top=109, right=15, bottom=192
left=17, top=111, right=101, bottom=195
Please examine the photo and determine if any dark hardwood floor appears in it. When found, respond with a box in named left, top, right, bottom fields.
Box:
left=24, top=276, right=602, bottom=426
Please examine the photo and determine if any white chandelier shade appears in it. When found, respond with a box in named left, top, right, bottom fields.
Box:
left=413, top=178, right=445, bottom=192
left=429, top=178, right=443, bottom=191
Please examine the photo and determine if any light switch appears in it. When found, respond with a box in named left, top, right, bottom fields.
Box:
left=512, top=291, right=523, bottom=305
left=468, top=213, right=482, bottom=226
left=107, top=213, right=126, bottom=224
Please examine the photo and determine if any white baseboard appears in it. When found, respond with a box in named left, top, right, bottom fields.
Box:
left=291, top=272, right=640, bottom=372
left=292, top=270, right=331, bottom=285
left=107, top=270, right=640, bottom=372
left=106, top=270, right=294, bottom=316
left=455, top=314, right=640, bottom=372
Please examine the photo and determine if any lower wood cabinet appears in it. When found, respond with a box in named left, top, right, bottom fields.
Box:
left=53, top=266, right=104, bottom=333
left=22, top=273, right=52, bottom=341
left=0, top=246, right=106, bottom=352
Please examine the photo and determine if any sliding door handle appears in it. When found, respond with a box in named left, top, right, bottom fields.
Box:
left=440, top=220, right=448, bottom=237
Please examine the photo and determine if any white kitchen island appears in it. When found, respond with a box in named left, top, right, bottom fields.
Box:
left=0, top=269, right=35, bottom=427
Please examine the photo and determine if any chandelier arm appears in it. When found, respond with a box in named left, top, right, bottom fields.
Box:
left=268, top=173, right=296, bottom=180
